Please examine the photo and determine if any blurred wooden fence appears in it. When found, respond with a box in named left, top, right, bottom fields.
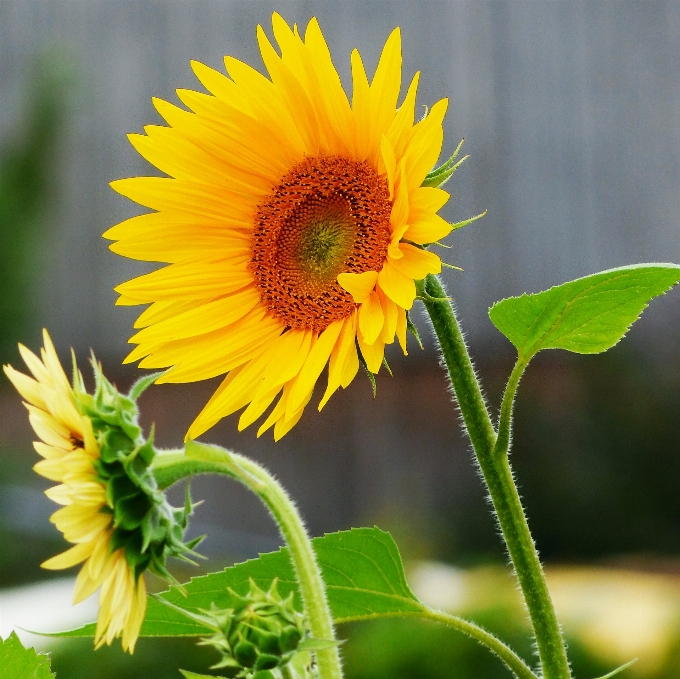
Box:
left=2, top=0, right=680, bottom=358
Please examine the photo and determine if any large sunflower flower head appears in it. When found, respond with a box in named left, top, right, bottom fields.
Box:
left=107, top=14, right=459, bottom=441
left=3, top=330, right=200, bottom=652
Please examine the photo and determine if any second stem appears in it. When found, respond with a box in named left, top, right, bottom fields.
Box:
left=422, top=274, right=571, bottom=679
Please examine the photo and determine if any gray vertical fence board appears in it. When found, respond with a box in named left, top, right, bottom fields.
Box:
left=1, top=1, right=680, bottom=358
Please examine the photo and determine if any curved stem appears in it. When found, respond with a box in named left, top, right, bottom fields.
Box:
left=422, top=274, right=571, bottom=679
left=153, top=448, right=538, bottom=679
left=415, top=606, right=537, bottom=679
left=152, top=443, right=343, bottom=679
left=494, top=358, right=529, bottom=459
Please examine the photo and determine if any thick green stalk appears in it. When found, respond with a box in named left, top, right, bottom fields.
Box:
left=152, top=443, right=343, bottom=679
left=422, top=274, right=571, bottom=679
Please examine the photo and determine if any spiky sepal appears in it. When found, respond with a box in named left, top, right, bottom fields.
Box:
left=73, top=361, right=200, bottom=582
left=199, top=579, right=306, bottom=679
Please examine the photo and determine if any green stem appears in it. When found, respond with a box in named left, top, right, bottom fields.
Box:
left=414, top=606, right=537, bottom=679
left=422, top=274, right=571, bottom=679
left=494, top=358, right=529, bottom=459
left=152, top=448, right=538, bottom=679
left=152, top=443, right=343, bottom=679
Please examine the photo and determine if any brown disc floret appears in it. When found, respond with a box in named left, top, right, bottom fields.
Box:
left=250, top=155, right=392, bottom=332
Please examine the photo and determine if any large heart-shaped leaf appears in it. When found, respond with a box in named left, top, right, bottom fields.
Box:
left=53, top=527, right=421, bottom=638
left=489, top=264, right=680, bottom=360
left=0, top=632, right=55, bottom=679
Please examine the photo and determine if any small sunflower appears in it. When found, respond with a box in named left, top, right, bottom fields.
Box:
left=4, top=331, right=196, bottom=652
left=107, top=14, right=455, bottom=440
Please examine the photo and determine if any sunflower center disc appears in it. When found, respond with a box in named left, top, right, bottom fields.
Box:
left=250, top=155, right=392, bottom=332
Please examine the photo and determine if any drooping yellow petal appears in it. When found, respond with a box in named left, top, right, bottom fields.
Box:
left=378, top=262, right=417, bottom=310
left=286, top=319, right=344, bottom=417
left=41, top=541, right=95, bottom=570
left=357, top=332, right=385, bottom=374
left=358, top=291, right=384, bottom=345
left=378, top=288, right=399, bottom=345
left=396, top=305, right=408, bottom=355
left=337, top=270, right=378, bottom=303
left=319, top=312, right=359, bottom=410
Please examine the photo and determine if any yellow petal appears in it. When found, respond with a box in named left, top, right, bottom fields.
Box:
left=388, top=162, right=410, bottom=259
left=274, top=403, right=306, bottom=441
left=107, top=212, right=251, bottom=264
left=396, top=305, right=408, bottom=355
left=238, top=330, right=314, bottom=429
left=403, top=213, right=452, bottom=244
left=387, top=71, right=420, bottom=159
left=3, top=366, right=47, bottom=410
left=115, top=256, right=252, bottom=303
left=357, top=333, right=385, bottom=374
left=403, top=98, right=448, bottom=189
left=380, top=136, right=397, bottom=200
left=41, top=541, right=95, bottom=570
left=286, top=319, right=344, bottom=417
left=130, top=287, right=260, bottom=345
left=17, top=343, right=50, bottom=384
left=378, top=288, right=398, bottom=345
left=368, top=28, right=402, bottom=162
left=350, top=49, right=371, bottom=160
left=319, top=313, right=359, bottom=410
left=150, top=309, right=283, bottom=383
left=378, top=262, right=417, bottom=310
left=337, top=270, right=378, bottom=303
left=304, top=17, right=355, bottom=155
left=388, top=243, right=442, bottom=279
left=408, top=186, right=449, bottom=220
left=358, top=291, right=384, bottom=345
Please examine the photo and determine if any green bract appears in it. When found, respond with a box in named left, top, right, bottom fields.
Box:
left=200, top=579, right=306, bottom=679
left=73, top=364, right=201, bottom=582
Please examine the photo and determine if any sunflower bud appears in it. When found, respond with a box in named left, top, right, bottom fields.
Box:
left=201, top=579, right=306, bottom=678
left=74, top=363, right=201, bottom=583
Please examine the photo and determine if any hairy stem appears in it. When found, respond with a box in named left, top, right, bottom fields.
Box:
left=152, top=443, right=343, bottom=679
left=422, top=274, right=571, bottom=679
left=415, top=606, right=537, bottom=679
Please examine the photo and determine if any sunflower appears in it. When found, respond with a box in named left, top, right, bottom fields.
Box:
left=3, top=331, right=146, bottom=651
left=106, top=14, right=454, bottom=440
left=4, top=331, right=196, bottom=652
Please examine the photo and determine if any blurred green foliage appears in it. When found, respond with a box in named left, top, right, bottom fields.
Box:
left=512, top=347, right=680, bottom=560
left=0, top=56, right=70, bottom=364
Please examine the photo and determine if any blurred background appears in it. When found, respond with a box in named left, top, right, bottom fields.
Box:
left=2, top=1, right=680, bottom=677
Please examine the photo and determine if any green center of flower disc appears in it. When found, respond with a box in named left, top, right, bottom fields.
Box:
left=293, top=199, right=355, bottom=288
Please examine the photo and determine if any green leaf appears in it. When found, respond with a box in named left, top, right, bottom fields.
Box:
left=0, top=632, right=55, bottom=679
left=52, top=527, right=422, bottom=638
left=489, top=264, right=680, bottom=360
left=179, top=672, right=227, bottom=679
